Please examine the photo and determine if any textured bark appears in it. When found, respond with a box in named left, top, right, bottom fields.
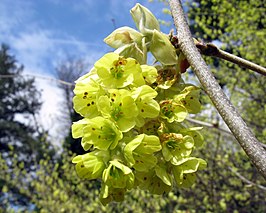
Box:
left=169, top=0, right=266, bottom=179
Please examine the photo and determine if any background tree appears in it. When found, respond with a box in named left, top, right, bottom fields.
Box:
left=170, top=0, right=266, bottom=211
left=150, top=0, right=266, bottom=211
left=0, top=44, right=56, bottom=209
left=55, top=56, right=89, bottom=154
left=0, top=44, right=54, bottom=164
left=1, top=1, right=265, bottom=212
left=187, top=0, right=266, bottom=142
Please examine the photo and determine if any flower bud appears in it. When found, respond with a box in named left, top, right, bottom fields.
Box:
left=130, top=3, right=160, bottom=36
left=104, top=26, right=143, bottom=48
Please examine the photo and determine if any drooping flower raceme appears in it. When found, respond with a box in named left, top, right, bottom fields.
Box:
left=71, top=3, right=207, bottom=205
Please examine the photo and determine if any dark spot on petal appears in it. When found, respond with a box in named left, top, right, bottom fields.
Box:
left=141, top=109, right=144, bottom=112
left=91, top=101, right=94, bottom=105
left=87, top=103, right=91, bottom=106
left=92, top=128, right=96, bottom=131
left=84, top=92, right=88, bottom=95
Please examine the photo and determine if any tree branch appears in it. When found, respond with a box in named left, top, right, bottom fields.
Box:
left=186, top=117, right=266, bottom=149
left=227, top=166, right=266, bottom=191
left=186, top=117, right=232, bottom=135
left=169, top=0, right=266, bottom=179
left=195, top=42, right=266, bottom=76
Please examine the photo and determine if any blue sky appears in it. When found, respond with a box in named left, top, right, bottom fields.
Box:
left=0, top=0, right=172, bottom=76
left=0, top=0, right=172, bottom=142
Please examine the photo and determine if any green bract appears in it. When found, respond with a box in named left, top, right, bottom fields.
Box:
left=102, top=160, right=134, bottom=189
left=72, top=150, right=109, bottom=180
left=98, top=89, right=138, bottom=132
left=161, top=133, right=194, bottom=164
left=141, top=65, right=158, bottom=84
left=72, top=117, right=123, bottom=150
left=115, top=42, right=146, bottom=65
left=132, top=85, right=160, bottom=126
left=174, top=85, right=201, bottom=114
left=95, top=52, right=145, bottom=88
left=160, top=100, right=188, bottom=123
left=135, top=168, right=172, bottom=195
left=71, top=3, right=207, bottom=205
left=150, top=30, right=178, bottom=65
left=100, top=184, right=126, bottom=205
left=124, top=134, right=161, bottom=171
left=173, top=157, right=207, bottom=187
left=73, top=70, right=104, bottom=118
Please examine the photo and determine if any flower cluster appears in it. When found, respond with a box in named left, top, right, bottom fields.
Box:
left=72, top=4, right=206, bottom=205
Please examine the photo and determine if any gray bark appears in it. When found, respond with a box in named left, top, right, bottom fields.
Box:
left=169, top=0, right=266, bottom=179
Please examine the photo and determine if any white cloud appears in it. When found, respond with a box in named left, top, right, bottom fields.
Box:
left=35, top=77, right=67, bottom=146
